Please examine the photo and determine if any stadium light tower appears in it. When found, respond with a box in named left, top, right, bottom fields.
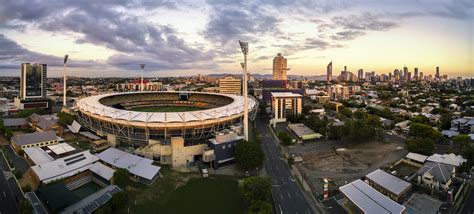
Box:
left=239, top=40, right=249, bottom=141
left=63, top=54, right=68, bottom=107
left=140, top=64, right=145, bottom=91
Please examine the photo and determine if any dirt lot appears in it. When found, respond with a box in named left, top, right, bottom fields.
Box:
left=302, top=141, right=405, bottom=174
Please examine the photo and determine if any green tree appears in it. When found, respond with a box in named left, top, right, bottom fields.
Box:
left=406, top=138, right=435, bottom=155
left=454, top=134, right=471, bottom=151
left=411, top=115, right=430, bottom=125
left=235, top=140, right=265, bottom=170
left=112, top=168, right=130, bottom=189
left=110, top=191, right=128, bottom=210
left=249, top=200, right=273, bottom=214
left=304, top=115, right=328, bottom=135
left=19, top=198, right=32, bottom=214
left=440, top=113, right=452, bottom=130
left=277, top=132, right=293, bottom=145
left=57, top=112, right=75, bottom=126
left=409, top=123, right=443, bottom=142
left=339, top=108, right=353, bottom=118
left=241, top=177, right=272, bottom=206
left=4, top=128, right=13, bottom=139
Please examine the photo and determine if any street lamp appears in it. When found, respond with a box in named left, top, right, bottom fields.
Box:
left=140, top=64, right=145, bottom=91
left=63, top=54, right=68, bottom=107
left=239, top=40, right=249, bottom=141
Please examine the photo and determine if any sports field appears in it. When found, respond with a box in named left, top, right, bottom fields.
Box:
left=130, top=106, right=206, bottom=112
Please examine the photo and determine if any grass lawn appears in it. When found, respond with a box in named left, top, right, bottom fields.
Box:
left=130, top=106, right=206, bottom=112
left=99, top=170, right=245, bottom=214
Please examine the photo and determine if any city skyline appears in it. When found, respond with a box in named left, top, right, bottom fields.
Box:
left=0, top=0, right=473, bottom=78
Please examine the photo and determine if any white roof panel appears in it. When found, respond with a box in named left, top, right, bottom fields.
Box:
left=96, top=148, right=160, bottom=180
left=23, top=148, right=54, bottom=165
left=340, top=179, right=406, bottom=214
left=47, top=143, right=76, bottom=155
left=89, top=162, right=115, bottom=181
left=365, top=169, right=412, bottom=196
left=405, top=152, right=428, bottom=163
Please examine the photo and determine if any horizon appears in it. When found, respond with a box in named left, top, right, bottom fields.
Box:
left=0, top=0, right=473, bottom=78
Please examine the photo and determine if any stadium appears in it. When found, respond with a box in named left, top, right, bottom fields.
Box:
left=74, top=92, right=258, bottom=145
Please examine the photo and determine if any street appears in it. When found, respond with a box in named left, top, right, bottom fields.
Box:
left=257, top=119, right=314, bottom=214
left=0, top=152, right=20, bottom=214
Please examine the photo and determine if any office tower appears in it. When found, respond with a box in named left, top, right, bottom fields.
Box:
left=16, top=63, right=51, bottom=110
left=218, top=76, right=242, bottom=95
left=20, top=63, right=47, bottom=99
left=358, top=69, right=364, bottom=80
left=436, top=66, right=440, bottom=79
left=419, top=72, right=424, bottom=80
left=407, top=72, right=412, bottom=81
left=327, top=61, right=332, bottom=82
left=414, top=68, right=419, bottom=80
left=403, top=66, right=408, bottom=80
left=273, top=53, right=287, bottom=80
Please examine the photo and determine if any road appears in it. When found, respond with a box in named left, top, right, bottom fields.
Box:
left=0, top=152, right=20, bottom=214
left=257, top=119, right=314, bottom=214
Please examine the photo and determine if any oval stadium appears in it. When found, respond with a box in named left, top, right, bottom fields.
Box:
left=74, top=91, right=258, bottom=145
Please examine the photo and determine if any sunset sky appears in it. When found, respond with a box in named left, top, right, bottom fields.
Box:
left=0, top=0, right=472, bottom=77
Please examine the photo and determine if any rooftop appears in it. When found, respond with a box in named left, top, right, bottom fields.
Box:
left=11, top=130, right=57, bottom=146
left=426, top=153, right=466, bottom=167
left=271, top=92, right=302, bottom=98
left=96, top=148, right=160, bottom=180
left=365, top=169, right=412, bottom=196
left=47, top=143, right=76, bottom=155
left=405, top=152, right=428, bottom=163
left=340, top=179, right=406, bottom=214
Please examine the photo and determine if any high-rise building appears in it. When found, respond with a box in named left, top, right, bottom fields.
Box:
left=407, top=72, right=412, bottom=81
left=414, top=68, right=419, bottom=80
left=15, top=63, right=51, bottom=110
left=219, top=76, right=242, bottom=95
left=20, top=63, right=47, bottom=99
left=403, top=66, right=408, bottom=80
left=436, top=66, right=440, bottom=79
left=358, top=69, right=364, bottom=80
left=327, top=61, right=332, bottom=82
left=270, top=92, right=302, bottom=123
left=419, top=72, right=424, bottom=80
left=273, top=53, right=287, bottom=80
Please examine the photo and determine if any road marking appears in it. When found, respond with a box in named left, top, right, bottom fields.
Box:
left=280, top=194, right=283, bottom=200
left=279, top=204, right=283, bottom=214
left=287, top=192, right=291, bottom=198
left=2, top=191, right=6, bottom=198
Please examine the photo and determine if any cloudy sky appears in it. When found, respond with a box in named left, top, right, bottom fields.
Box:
left=0, top=0, right=472, bottom=77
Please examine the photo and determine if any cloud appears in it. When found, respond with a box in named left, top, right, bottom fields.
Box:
left=430, top=0, right=474, bottom=19
left=332, top=13, right=398, bottom=31
left=331, top=30, right=367, bottom=41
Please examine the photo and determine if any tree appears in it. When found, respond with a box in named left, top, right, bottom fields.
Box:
left=241, top=176, right=272, bottom=213
left=409, top=123, right=443, bottom=143
left=454, top=134, right=471, bottom=151
left=4, top=128, right=13, bottom=139
left=110, top=191, right=128, bottom=210
left=339, top=108, right=353, bottom=118
left=235, top=140, right=264, bottom=170
left=112, top=168, right=130, bottom=188
left=277, top=132, right=293, bottom=145
left=19, top=198, right=32, bottom=214
left=440, top=113, right=452, bottom=130
left=304, top=115, right=328, bottom=135
left=57, top=112, right=75, bottom=126
left=406, top=138, right=435, bottom=155
left=411, top=115, right=430, bottom=125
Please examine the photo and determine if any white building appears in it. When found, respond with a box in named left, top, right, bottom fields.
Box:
left=270, top=92, right=302, bottom=124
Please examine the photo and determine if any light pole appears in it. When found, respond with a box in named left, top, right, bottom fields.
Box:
left=239, top=40, right=249, bottom=141
left=63, top=54, right=68, bottom=107
left=140, top=64, right=145, bottom=91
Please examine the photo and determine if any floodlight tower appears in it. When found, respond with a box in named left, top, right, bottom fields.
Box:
left=63, top=54, right=68, bottom=107
left=140, top=64, right=145, bottom=91
left=239, top=40, right=249, bottom=141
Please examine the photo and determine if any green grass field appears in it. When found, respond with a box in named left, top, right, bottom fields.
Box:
left=130, top=106, right=206, bottom=112
left=132, top=177, right=244, bottom=214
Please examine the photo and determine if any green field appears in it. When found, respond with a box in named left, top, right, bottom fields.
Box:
left=133, top=177, right=244, bottom=214
left=130, top=106, right=206, bottom=112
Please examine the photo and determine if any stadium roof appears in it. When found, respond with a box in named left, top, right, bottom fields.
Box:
left=31, top=151, right=98, bottom=183
left=11, top=130, right=57, bottom=146
left=89, top=162, right=115, bottom=181
left=23, top=147, right=54, bottom=165
left=96, top=148, right=160, bottom=180
left=365, top=169, right=412, bottom=196
left=47, top=143, right=76, bottom=155
left=75, top=91, right=257, bottom=123
left=405, top=152, right=428, bottom=163
left=340, top=179, right=406, bottom=214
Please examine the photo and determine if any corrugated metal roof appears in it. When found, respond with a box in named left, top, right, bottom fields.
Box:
left=365, top=169, right=412, bottom=196
left=96, top=148, right=160, bottom=180
left=11, top=130, right=57, bottom=146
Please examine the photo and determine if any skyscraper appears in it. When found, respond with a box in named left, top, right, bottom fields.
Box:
left=358, top=69, right=364, bottom=80
left=414, top=68, right=419, bottom=80
left=273, top=53, right=287, bottom=80
left=403, top=66, right=408, bottom=80
left=327, top=61, right=332, bottom=82
left=436, top=66, right=440, bottom=79
left=16, top=63, right=51, bottom=110
left=20, top=63, right=47, bottom=99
